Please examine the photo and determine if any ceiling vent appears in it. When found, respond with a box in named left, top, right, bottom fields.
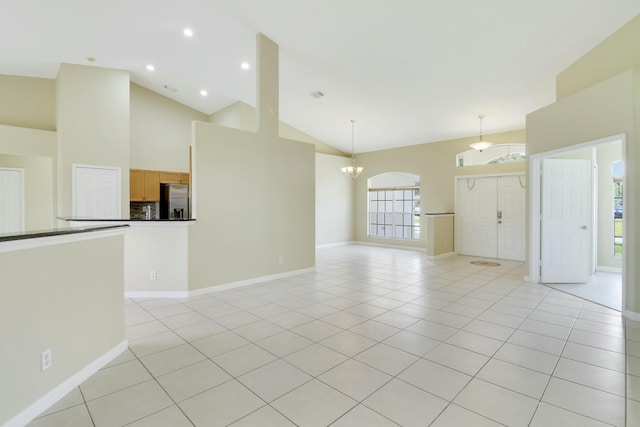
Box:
left=310, top=90, right=324, bottom=99
left=163, top=84, right=179, bottom=93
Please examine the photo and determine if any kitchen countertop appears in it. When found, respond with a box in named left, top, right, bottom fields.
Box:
left=0, top=224, right=129, bottom=243
left=59, top=217, right=196, bottom=222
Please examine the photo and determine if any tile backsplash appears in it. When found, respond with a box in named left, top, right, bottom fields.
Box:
left=130, top=202, right=158, bottom=220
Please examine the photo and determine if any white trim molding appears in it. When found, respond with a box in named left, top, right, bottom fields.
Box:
left=125, top=267, right=317, bottom=299
left=624, top=310, right=640, bottom=321
left=6, top=341, right=128, bottom=427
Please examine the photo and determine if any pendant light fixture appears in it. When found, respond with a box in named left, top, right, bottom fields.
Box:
left=341, top=119, right=363, bottom=179
left=469, top=114, right=493, bottom=152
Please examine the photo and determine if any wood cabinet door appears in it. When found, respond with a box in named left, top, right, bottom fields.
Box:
left=179, top=173, right=190, bottom=184
left=130, top=169, right=145, bottom=201
left=144, top=170, right=160, bottom=201
left=159, top=171, right=180, bottom=184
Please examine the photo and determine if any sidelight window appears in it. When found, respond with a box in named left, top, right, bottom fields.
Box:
left=613, top=160, right=623, bottom=256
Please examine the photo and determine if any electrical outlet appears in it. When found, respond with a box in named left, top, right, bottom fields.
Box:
left=278, top=256, right=284, bottom=265
left=41, top=349, right=52, bottom=371
left=150, top=270, right=157, bottom=280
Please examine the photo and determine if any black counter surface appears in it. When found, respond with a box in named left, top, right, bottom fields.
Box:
left=0, top=224, right=129, bottom=243
left=59, top=217, right=196, bottom=222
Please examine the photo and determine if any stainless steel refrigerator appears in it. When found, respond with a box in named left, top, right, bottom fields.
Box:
left=160, top=184, right=190, bottom=219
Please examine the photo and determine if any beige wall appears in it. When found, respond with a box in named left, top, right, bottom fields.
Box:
left=316, top=153, right=355, bottom=245
left=189, top=121, right=315, bottom=290
left=0, top=154, right=54, bottom=230
left=0, top=233, right=125, bottom=425
left=556, top=14, right=640, bottom=100
left=354, top=130, right=526, bottom=249
left=56, top=64, right=130, bottom=218
left=0, top=75, right=55, bottom=131
left=130, top=83, right=207, bottom=171
left=209, top=101, right=346, bottom=156
left=0, top=124, right=57, bottom=229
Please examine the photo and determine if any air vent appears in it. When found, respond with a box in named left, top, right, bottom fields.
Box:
left=310, top=90, right=324, bottom=99
left=163, top=84, right=179, bottom=93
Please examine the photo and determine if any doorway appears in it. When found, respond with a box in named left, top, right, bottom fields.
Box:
left=0, top=167, right=24, bottom=233
left=73, top=164, right=121, bottom=219
left=455, top=174, right=525, bottom=261
left=528, top=134, right=624, bottom=310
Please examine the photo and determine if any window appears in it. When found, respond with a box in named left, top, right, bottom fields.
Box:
left=368, top=172, right=420, bottom=240
left=613, top=160, right=623, bottom=256
left=456, top=144, right=526, bottom=167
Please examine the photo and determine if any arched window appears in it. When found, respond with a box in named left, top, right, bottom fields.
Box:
left=457, top=144, right=526, bottom=167
left=368, top=172, right=420, bottom=240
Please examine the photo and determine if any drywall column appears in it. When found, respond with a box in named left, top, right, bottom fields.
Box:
left=526, top=71, right=636, bottom=315
left=56, top=64, right=130, bottom=218
left=256, top=33, right=279, bottom=138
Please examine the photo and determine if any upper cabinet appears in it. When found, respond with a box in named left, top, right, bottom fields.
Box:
left=131, top=169, right=189, bottom=201
left=130, top=169, right=160, bottom=201
left=159, top=171, right=180, bottom=184
left=159, top=171, right=190, bottom=185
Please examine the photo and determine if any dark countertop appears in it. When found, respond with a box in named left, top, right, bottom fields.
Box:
left=0, top=224, right=129, bottom=243
left=59, top=217, right=196, bottom=222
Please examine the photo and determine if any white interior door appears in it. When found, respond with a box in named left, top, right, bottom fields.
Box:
left=456, top=177, right=498, bottom=258
left=541, top=159, right=591, bottom=283
left=74, top=165, right=120, bottom=219
left=497, top=175, right=526, bottom=261
left=0, top=168, right=24, bottom=233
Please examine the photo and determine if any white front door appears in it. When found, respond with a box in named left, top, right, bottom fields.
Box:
left=541, top=159, right=591, bottom=283
left=456, top=177, right=498, bottom=258
left=74, top=165, right=120, bottom=219
left=0, top=168, right=24, bottom=233
left=497, top=175, right=526, bottom=261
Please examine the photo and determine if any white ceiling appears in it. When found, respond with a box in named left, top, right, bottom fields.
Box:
left=2, top=1, right=639, bottom=153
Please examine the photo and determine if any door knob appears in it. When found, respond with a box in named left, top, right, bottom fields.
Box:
left=580, top=225, right=587, bottom=230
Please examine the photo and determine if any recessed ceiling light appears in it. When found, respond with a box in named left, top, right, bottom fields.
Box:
left=183, top=28, right=193, bottom=37
left=200, top=90, right=208, bottom=96
left=241, top=62, right=250, bottom=70
left=146, top=64, right=155, bottom=71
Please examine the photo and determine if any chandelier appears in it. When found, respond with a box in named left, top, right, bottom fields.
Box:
left=341, top=119, right=363, bottom=179
left=469, top=114, right=493, bottom=152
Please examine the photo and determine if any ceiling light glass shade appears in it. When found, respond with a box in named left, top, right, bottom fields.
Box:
left=469, top=141, right=493, bottom=152
left=469, top=114, right=493, bottom=152
left=341, top=120, right=363, bottom=179
left=341, top=159, right=363, bottom=179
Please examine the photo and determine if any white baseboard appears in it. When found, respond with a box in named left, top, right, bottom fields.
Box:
left=426, top=251, right=455, bottom=260
left=124, top=267, right=317, bottom=299
left=315, top=241, right=353, bottom=249
left=352, top=241, right=426, bottom=252
left=7, top=340, right=128, bottom=427
left=189, top=267, right=316, bottom=297
left=125, top=291, right=189, bottom=299
left=596, top=265, right=622, bottom=274
left=624, top=310, right=640, bottom=321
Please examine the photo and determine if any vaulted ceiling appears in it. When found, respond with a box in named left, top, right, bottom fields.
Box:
left=2, top=1, right=639, bottom=153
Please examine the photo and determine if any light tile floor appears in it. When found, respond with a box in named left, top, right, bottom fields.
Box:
left=28, top=245, right=638, bottom=426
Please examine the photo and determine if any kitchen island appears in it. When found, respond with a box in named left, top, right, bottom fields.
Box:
left=0, top=224, right=128, bottom=427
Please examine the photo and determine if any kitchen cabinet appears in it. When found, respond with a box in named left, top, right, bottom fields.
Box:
left=159, top=171, right=180, bottom=184
left=130, top=169, right=160, bottom=201
left=179, top=173, right=190, bottom=185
